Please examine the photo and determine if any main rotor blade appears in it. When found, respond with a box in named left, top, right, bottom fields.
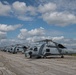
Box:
left=36, top=39, right=52, bottom=43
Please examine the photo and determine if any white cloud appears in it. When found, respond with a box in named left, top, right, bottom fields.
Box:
left=26, top=36, right=46, bottom=42
left=0, top=2, right=11, bottom=16
left=17, top=26, right=76, bottom=48
left=17, top=16, right=33, bottom=21
left=28, top=27, right=45, bottom=36
left=3, top=1, right=9, bottom=5
left=38, top=3, right=56, bottom=13
left=42, top=12, right=76, bottom=26
left=38, top=0, right=76, bottom=12
left=0, top=31, right=6, bottom=35
left=12, top=1, right=37, bottom=21
left=52, top=36, right=64, bottom=40
left=0, top=39, right=21, bottom=47
left=54, top=0, right=76, bottom=12
left=12, top=1, right=37, bottom=15
left=18, top=27, right=45, bottom=39
left=0, top=1, right=37, bottom=21
left=18, top=28, right=28, bottom=39
left=1, top=1, right=76, bottom=26
left=18, top=27, right=65, bottom=41
left=0, top=31, right=7, bottom=39
left=30, top=36, right=64, bottom=43
left=0, top=24, right=22, bottom=32
left=18, top=27, right=64, bottom=43
left=27, top=6, right=37, bottom=15
left=37, top=1, right=76, bottom=26
left=0, top=24, right=22, bottom=40
left=47, top=30, right=63, bottom=36
left=12, top=1, right=27, bottom=14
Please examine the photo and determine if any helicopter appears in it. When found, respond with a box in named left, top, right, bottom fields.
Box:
left=7, top=44, right=27, bottom=54
left=25, top=39, right=76, bottom=58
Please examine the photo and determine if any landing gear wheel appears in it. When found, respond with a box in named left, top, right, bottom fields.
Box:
left=43, top=55, right=47, bottom=58
left=61, top=55, right=64, bottom=58
left=36, top=56, right=41, bottom=59
left=13, top=52, right=15, bottom=54
left=29, top=52, right=32, bottom=58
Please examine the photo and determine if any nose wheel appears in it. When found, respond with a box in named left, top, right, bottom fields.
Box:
left=61, top=55, right=64, bottom=58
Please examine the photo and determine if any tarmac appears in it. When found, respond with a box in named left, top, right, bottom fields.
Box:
left=0, top=51, right=76, bottom=75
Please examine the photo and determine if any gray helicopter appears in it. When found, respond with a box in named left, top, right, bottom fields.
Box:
left=7, top=44, right=27, bottom=54
left=25, top=39, right=76, bottom=58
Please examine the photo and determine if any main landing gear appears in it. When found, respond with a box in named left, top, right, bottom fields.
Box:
left=61, top=55, right=64, bottom=58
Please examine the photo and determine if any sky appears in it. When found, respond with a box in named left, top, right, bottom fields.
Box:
left=0, top=0, right=76, bottom=47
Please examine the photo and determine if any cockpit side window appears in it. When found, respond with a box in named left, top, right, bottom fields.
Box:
left=46, top=49, right=50, bottom=52
left=34, top=47, right=37, bottom=51
left=17, top=49, right=19, bottom=51
left=11, top=48, right=12, bottom=50
left=58, top=44, right=66, bottom=49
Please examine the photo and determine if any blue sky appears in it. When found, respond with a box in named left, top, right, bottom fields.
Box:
left=0, top=0, right=76, bottom=47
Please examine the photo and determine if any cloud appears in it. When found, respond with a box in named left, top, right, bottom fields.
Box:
left=18, top=27, right=65, bottom=43
left=0, top=1, right=37, bottom=21
left=18, top=27, right=45, bottom=39
left=53, top=0, right=76, bottom=13
left=18, top=27, right=66, bottom=41
left=3, top=1, right=9, bottom=5
left=52, top=36, right=64, bottom=40
left=17, top=16, right=33, bottom=21
left=18, top=28, right=28, bottom=39
left=0, top=39, right=20, bottom=47
left=38, top=2, right=56, bottom=13
left=42, top=12, right=76, bottom=26
left=17, top=26, right=76, bottom=48
left=37, top=1, right=76, bottom=26
left=0, top=31, right=7, bottom=39
left=26, top=36, right=47, bottom=42
left=38, top=0, right=76, bottom=12
left=12, top=1, right=27, bottom=14
left=1, top=1, right=76, bottom=26
left=12, top=1, right=36, bottom=15
left=0, top=24, right=22, bottom=32
left=0, top=38, right=29, bottom=47
left=12, top=1, right=37, bottom=21
left=0, top=24, right=22, bottom=40
left=0, top=1, right=11, bottom=16
left=28, top=27, right=45, bottom=36
left=0, top=36, right=76, bottom=48
left=27, top=6, right=37, bottom=15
